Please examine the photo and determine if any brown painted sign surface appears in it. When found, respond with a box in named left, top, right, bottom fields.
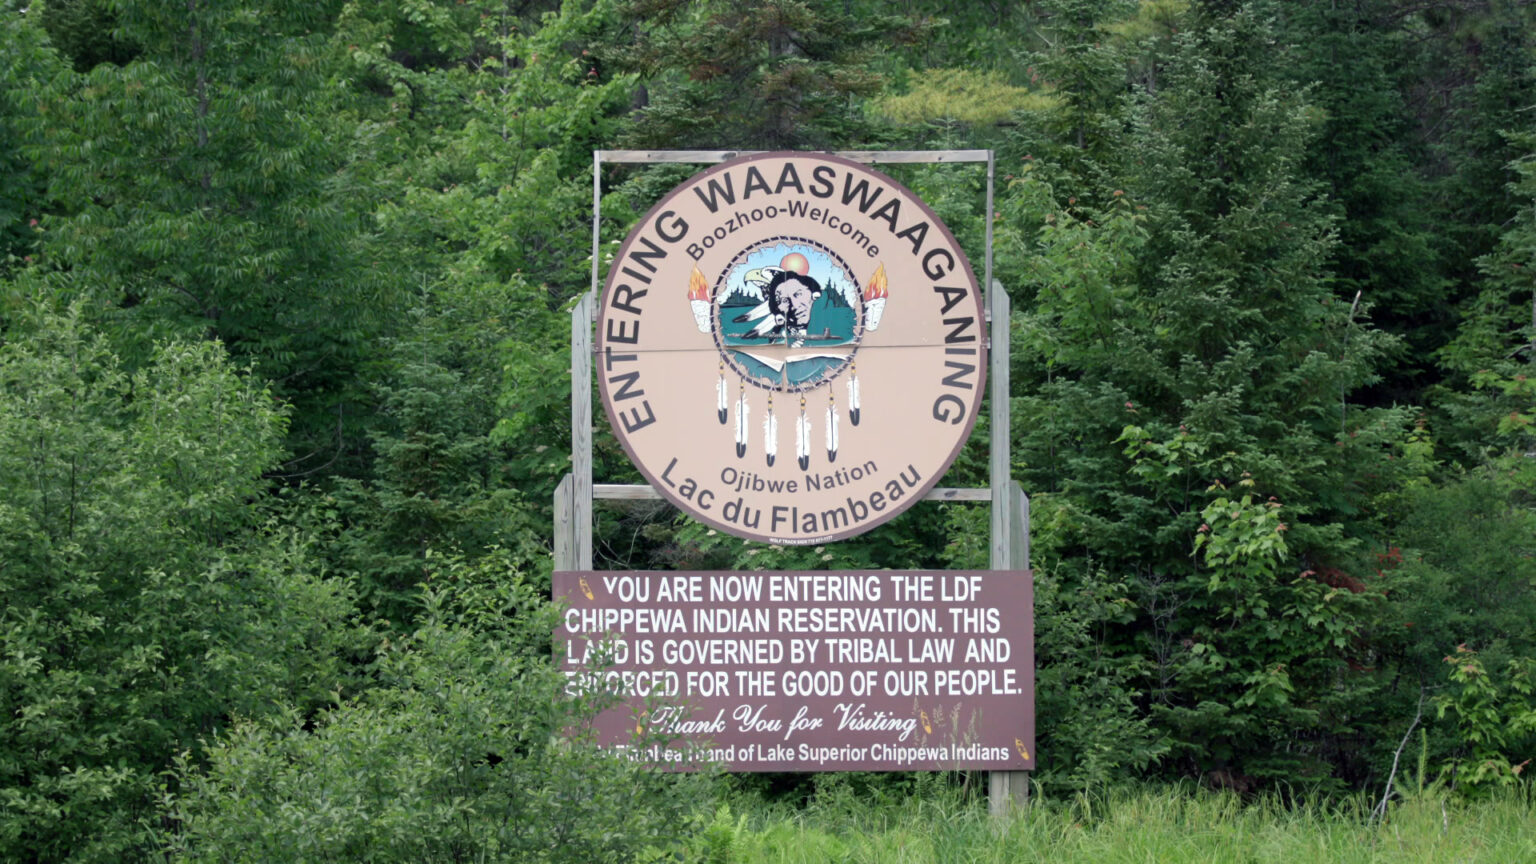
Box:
left=596, top=153, right=987, bottom=544
left=555, top=570, right=1034, bottom=772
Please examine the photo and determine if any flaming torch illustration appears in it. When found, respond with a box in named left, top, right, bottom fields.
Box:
left=863, top=262, right=889, bottom=331
left=688, top=266, right=711, bottom=333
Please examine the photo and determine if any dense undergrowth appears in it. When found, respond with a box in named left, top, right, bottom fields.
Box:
left=698, top=782, right=1536, bottom=864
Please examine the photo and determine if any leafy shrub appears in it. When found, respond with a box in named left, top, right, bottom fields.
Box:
left=1434, top=645, right=1536, bottom=793
left=169, top=549, right=708, bottom=863
left=0, top=299, right=361, bottom=862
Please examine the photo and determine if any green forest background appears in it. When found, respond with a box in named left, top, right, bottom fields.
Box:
left=2, top=0, right=1535, bottom=860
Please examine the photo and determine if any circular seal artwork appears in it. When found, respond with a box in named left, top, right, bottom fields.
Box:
left=596, top=152, right=986, bottom=545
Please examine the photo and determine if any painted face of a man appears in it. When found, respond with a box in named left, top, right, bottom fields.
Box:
left=774, top=274, right=821, bottom=331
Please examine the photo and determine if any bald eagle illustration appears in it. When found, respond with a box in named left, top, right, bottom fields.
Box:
left=733, top=266, right=824, bottom=346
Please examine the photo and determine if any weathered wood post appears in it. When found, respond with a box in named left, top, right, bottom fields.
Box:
left=987, top=282, right=1031, bottom=815
left=570, top=291, right=595, bottom=571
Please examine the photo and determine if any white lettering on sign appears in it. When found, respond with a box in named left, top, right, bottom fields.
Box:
left=555, top=569, right=1033, bottom=772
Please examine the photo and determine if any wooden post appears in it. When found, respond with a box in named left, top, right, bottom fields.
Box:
left=984, top=151, right=995, bottom=310
left=988, top=282, right=1011, bottom=570
left=988, top=282, right=1029, bottom=816
left=571, top=292, right=594, bottom=570
left=1011, top=481, right=1030, bottom=578
left=554, top=473, right=576, bottom=572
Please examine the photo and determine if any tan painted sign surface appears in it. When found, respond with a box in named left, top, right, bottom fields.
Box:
left=596, top=153, right=986, bottom=544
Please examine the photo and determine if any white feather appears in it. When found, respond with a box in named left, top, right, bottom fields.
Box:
left=763, top=411, right=778, bottom=456
left=847, top=375, right=860, bottom=411
left=735, top=393, right=750, bottom=444
left=716, top=376, right=728, bottom=412
left=795, top=413, right=811, bottom=459
left=825, top=404, right=839, bottom=452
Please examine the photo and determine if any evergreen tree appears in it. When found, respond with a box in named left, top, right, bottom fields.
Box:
left=1437, top=131, right=1536, bottom=459
left=606, top=0, right=918, bottom=149
left=1424, top=3, right=1536, bottom=458
left=1005, top=1, right=1401, bottom=785
left=1431, top=2, right=1536, bottom=275
left=1280, top=0, right=1447, bottom=406
left=1029, top=0, right=1137, bottom=165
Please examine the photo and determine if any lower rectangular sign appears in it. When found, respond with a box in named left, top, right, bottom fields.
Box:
left=554, top=570, right=1034, bottom=772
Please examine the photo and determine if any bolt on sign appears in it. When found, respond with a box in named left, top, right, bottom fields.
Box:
left=596, top=153, right=987, bottom=544
left=556, top=570, right=1034, bottom=772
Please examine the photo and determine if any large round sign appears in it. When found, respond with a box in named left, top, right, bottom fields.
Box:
left=596, top=153, right=986, bottom=545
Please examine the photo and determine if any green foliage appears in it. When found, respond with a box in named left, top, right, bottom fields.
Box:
left=1006, top=174, right=1146, bottom=369
left=1154, top=479, right=1374, bottom=783
left=0, top=14, right=59, bottom=274
left=170, top=550, right=708, bottom=863
left=1106, top=0, right=1188, bottom=43
left=0, top=299, right=362, bottom=862
left=313, top=0, right=638, bottom=619
left=1428, top=1, right=1536, bottom=278
left=607, top=0, right=919, bottom=149
left=327, top=284, right=556, bottom=621
left=875, top=68, right=1055, bottom=126
left=1437, top=131, right=1536, bottom=459
left=23, top=0, right=399, bottom=471
left=354, top=0, right=636, bottom=283
left=1029, top=0, right=1138, bottom=164
left=997, top=3, right=1404, bottom=785
left=722, top=783, right=1536, bottom=863
left=1411, top=3, right=1536, bottom=461
left=1384, top=458, right=1536, bottom=673
left=1191, top=484, right=1288, bottom=588
left=37, top=0, right=140, bottom=71
left=1434, top=646, right=1536, bottom=793
left=1279, top=0, right=1447, bottom=401
left=4, top=0, right=1536, bottom=821
left=697, top=802, right=748, bottom=864
left=1032, top=563, right=1167, bottom=790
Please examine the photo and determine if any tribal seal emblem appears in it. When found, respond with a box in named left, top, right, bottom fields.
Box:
left=596, top=152, right=985, bottom=545
left=689, top=237, right=885, bottom=469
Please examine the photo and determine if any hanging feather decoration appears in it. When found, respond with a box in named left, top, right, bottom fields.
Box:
left=734, top=385, right=749, bottom=458
left=795, top=394, right=811, bottom=471
left=763, top=392, right=778, bottom=467
left=825, top=390, right=839, bottom=463
left=716, top=362, right=728, bottom=424
left=847, top=360, right=860, bottom=426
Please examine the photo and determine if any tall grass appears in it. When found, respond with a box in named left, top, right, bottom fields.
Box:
left=712, top=782, right=1536, bottom=863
